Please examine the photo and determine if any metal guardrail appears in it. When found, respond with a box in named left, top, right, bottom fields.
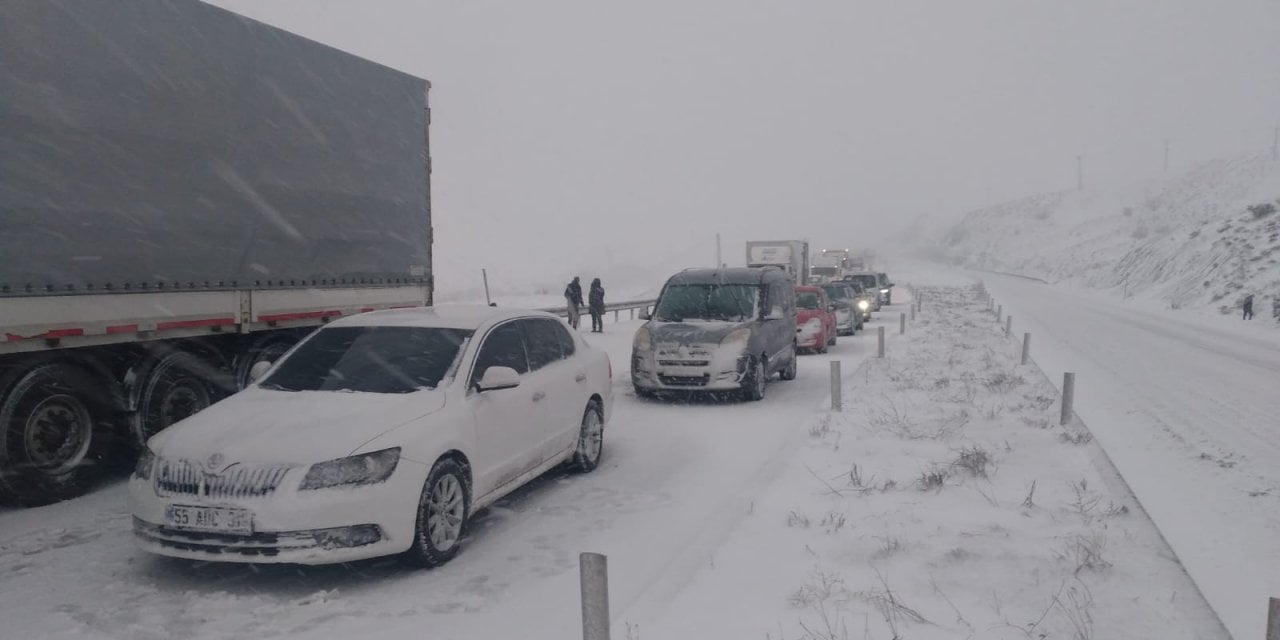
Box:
left=536, top=298, right=657, bottom=322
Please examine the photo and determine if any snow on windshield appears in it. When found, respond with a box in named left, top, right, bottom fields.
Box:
left=653, top=284, right=760, bottom=323
left=260, top=327, right=472, bottom=393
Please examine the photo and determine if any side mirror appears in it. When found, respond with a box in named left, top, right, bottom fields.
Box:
left=638, top=310, right=652, bottom=320
left=475, top=366, right=521, bottom=392
left=249, top=360, right=273, bottom=383
left=828, top=304, right=839, bottom=312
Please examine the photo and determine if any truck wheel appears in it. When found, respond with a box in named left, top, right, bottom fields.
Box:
left=235, top=337, right=297, bottom=390
left=132, top=352, right=216, bottom=447
left=0, top=363, right=110, bottom=504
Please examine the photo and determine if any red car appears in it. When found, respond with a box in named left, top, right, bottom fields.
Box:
left=795, top=285, right=837, bottom=353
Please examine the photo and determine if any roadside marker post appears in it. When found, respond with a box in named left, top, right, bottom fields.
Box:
left=830, top=361, right=842, bottom=411
left=878, top=326, right=885, bottom=358
left=1060, top=372, right=1076, bottom=426
left=580, top=552, right=610, bottom=640
left=1021, top=332, right=1031, bottom=365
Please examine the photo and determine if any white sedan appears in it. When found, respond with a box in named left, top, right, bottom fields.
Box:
left=129, top=306, right=613, bottom=566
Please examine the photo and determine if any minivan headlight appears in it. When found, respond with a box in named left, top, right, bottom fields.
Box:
left=300, top=448, right=401, bottom=490
left=633, top=326, right=652, bottom=352
left=857, top=300, right=870, bottom=310
left=720, top=327, right=751, bottom=350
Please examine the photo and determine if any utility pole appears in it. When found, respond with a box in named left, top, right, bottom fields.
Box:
left=1076, top=155, right=1084, bottom=190
left=1272, top=125, right=1278, bottom=161
left=715, top=233, right=722, bottom=268
left=481, top=268, right=491, bottom=306
left=1163, top=139, right=1170, bottom=174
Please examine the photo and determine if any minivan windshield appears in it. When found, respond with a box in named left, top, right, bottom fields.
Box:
left=260, top=326, right=473, bottom=393
left=654, top=284, right=760, bottom=322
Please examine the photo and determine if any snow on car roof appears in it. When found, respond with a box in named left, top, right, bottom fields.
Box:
left=329, top=305, right=556, bottom=330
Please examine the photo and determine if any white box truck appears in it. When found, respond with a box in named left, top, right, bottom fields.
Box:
left=745, top=240, right=810, bottom=284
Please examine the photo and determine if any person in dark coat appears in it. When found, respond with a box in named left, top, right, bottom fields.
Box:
left=564, top=277, right=583, bottom=329
left=588, top=278, right=606, bottom=333
left=1242, top=294, right=1254, bottom=320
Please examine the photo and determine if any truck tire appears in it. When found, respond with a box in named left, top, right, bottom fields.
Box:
left=0, top=363, right=111, bottom=504
left=131, top=352, right=216, bottom=447
left=234, top=337, right=298, bottom=390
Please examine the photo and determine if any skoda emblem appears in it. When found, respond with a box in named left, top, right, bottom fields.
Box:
left=206, top=453, right=225, bottom=471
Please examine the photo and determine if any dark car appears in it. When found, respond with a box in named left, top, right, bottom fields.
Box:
left=818, top=282, right=865, bottom=335
left=632, top=267, right=798, bottom=401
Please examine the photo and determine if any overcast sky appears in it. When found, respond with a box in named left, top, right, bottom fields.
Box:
left=206, top=0, right=1280, bottom=295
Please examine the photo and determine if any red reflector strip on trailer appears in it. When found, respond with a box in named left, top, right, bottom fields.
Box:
left=156, top=318, right=236, bottom=331
left=256, top=310, right=343, bottom=323
left=5, top=328, right=85, bottom=342
left=107, top=324, right=140, bottom=334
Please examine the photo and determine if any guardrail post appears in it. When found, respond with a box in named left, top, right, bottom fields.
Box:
left=830, top=361, right=842, bottom=411
left=877, top=326, right=885, bottom=358
left=580, top=552, right=610, bottom=640
left=1021, top=332, right=1031, bottom=365
left=1267, top=597, right=1279, bottom=640
left=629, top=308, right=634, bottom=320
left=899, top=312, right=906, bottom=335
left=1060, top=372, right=1075, bottom=426
left=614, top=309, right=619, bottom=322
left=1005, top=315, right=1012, bottom=337
left=996, top=304, right=1003, bottom=321
left=910, top=304, right=915, bottom=321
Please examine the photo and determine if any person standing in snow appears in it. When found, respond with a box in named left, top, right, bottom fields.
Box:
left=588, top=278, right=606, bottom=333
left=1242, top=294, right=1254, bottom=320
left=564, top=276, right=583, bottom=329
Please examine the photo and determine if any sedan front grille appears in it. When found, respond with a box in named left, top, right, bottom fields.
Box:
left=155, top=458, right=293, bottom=499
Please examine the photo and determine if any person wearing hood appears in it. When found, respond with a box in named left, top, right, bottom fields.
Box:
left=565, top=276, right=584, bottom=329
left=588, top=278, right=606, bottom=332
left=1242, top=293, right=1254, bottom=320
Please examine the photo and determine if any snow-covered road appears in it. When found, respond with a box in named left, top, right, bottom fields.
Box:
left=977, top=271, right=1280, bottom=640
left=0, top=314, right=878, bottom=640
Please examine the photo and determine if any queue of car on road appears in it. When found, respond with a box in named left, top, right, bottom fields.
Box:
left=128, top=267, right=893, bottom=568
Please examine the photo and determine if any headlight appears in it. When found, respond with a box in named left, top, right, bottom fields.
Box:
left=857, top=300, right=870, bottom=310
left=633, top=326, right=652, bottom=352
left=880, top=288, right=889, bottom=293
left=720, top=327, right=751, bottom=350
left=300, top=447, right=401, bottom=490
left=134, top=448, right=156, bottom=481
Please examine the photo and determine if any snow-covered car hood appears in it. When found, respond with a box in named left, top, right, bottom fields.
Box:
left=647, top=320, right=748, bottom=346
left=147, top=386, right=446, bottom=464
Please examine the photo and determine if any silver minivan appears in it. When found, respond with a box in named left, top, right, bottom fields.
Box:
left=632, top=267, right=798, bottom=401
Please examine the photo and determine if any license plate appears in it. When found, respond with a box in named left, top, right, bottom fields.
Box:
left=165, top=504, right=253, bottom=534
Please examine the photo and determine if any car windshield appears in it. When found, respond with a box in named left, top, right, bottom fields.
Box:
left=260, top=326, right=472, bottom=393
left=847, top=274, right=878, bottom=289
left=654, top=284, right=760, bottom=322
left=797, top=292, right=821, bottom=309
left=821, top=285, right=849, bottom=301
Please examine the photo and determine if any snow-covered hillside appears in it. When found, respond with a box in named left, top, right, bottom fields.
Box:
left=932, top=152, right=1280, bottom=317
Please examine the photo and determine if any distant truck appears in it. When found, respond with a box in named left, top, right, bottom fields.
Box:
left=745, top=240, right=810, bottom=285
left=810, top=248, right=853, bottom=282
left=0, top=0, right=434, bottom=503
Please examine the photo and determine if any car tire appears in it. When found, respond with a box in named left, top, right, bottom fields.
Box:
left=828, top=330, right=837, bottom=346
left=0, top=363, right=115, bottom=505
left=742, top=357, right=766, bottom=402
left=633, top=385, right=655, bottom=400
left=405, top=458, right=470, bottom=568
left=779, top=345, right=797, bottom=381
left=570, top=400, right=604, bottom=472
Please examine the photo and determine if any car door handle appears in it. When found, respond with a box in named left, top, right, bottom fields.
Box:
left=574, top=373, right=587, bottom=383
left=532, top=391, right=546, bottom=402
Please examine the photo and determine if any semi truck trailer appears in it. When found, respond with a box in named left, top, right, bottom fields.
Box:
left=0, top=0, right=433, bottom=503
